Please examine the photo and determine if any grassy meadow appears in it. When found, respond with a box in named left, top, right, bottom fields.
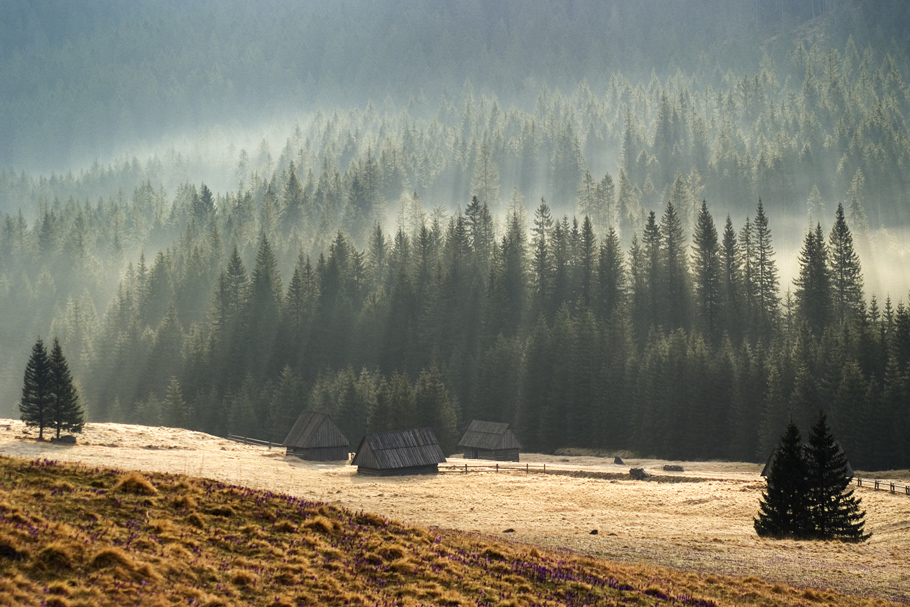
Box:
left=0, top=453, right=904, bottom=607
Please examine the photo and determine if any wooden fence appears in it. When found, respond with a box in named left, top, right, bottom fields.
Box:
left=855, top=477, right=910, bottom=496
left=439, top=462, right=548, bottom=474
left=227, top=434, right=275, bottom=449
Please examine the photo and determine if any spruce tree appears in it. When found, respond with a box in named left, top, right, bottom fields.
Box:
left=806, top=411, right=869, bottom=542
left=20, top=339, right=55, bottom=440
left=661, top=200, right=689, bottom=330
left=692, top=201, right=720, bottom=341
left=49, top=338, right=84, bottom=438
left=828, top=203, right=864, bottom=324
left=754, top=200, right=780, bottom=340
left=719, top=216, right=742, bottom=340
left=793, top=224, right=831, bottom=336
left=755, top=421, right=812, bottom=539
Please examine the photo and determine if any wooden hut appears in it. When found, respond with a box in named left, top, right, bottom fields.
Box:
left=458, top=420, right=521, bottom=462
left=351, top=428, right=446, bottom=476
left=283, top=411, right=350, bottom=461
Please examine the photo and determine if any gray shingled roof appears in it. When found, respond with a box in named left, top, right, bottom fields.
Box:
left=282, top=411, right=350, bottom=449
left=457, top=420, right=521, bottom=450
left=351, top=428, right=446, bottom=470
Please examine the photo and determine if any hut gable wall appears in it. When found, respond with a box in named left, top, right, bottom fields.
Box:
left=283, top=411, right=350, bottom=451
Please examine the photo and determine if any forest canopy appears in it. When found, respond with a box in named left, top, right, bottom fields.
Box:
left=1, top=0, right=910, bottom=471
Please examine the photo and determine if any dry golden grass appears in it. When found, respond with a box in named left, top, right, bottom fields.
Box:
left=2, top=420, right=909, bottom=606
left=0, top=456, right=902, bottom=607
left=112, top=470, right=158, bottom=495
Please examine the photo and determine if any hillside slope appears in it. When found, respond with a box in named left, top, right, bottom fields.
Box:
left=0, top=454, right=901, bottom=607
left=1, top=422, right=909, bottom=605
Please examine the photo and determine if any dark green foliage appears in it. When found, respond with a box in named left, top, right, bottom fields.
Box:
left=753, top=201, right=779, bottom=341
left=692, top=201, right=720, bottom=341
left=20, top=338, right=83, bottom=440
left=806, top=411, right=869, bottom=542
left=20, top=339, right=55, bottom=440
left=754, top=422, right=812, bottom=539
left=828, top=203, right=864, bottom=325
left=4, top=25, right=910, bottom=469
left=793, top=224, right=831, bottom=336
left=756, top=414, right=869, bottom=542
left=49, top=338, right=84, bottom=439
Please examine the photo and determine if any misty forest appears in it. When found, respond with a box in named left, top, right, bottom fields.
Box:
left=2, top=0, right=910, bottom=472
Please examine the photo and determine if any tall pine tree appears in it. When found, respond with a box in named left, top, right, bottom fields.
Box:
left=754, top=421, right=812, bottom=539
left=806, top=411, right=869, bottom=542
left=20, top=339, right=55, bottom=440
left=49, top=338, right=84, bottom=438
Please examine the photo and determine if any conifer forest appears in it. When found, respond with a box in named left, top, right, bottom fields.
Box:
left=2, top=0, right=910, bottom=470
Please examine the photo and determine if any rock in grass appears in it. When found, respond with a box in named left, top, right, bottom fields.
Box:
left=629, top=468, right=650, bottom=480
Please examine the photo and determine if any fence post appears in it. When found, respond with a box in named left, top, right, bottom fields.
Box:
left=526, top=463, right=529, bottom=474
left=543, top=464, right=546, bottom=472
left=875, top=480, right=880, bottom=490
left=495, top=463, right=498, bottom=473
left=464, top=463, right=468, bottom=474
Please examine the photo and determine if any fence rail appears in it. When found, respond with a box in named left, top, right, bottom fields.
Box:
left=439, top=462, right=548, bottom=474
left=855, top=477, right=910, bottom=496
left=227, top=434, right=274, bottom=449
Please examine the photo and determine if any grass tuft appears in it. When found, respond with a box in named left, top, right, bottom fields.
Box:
left=112, top=471, right=157, bottom=495
left=173, top=494, right=198, bottom=509
left=304, top=515, right=337, bottom=535
left=34, top=542, right=77, bottom=572
left=89, top=548, right=134, bottom=571
left=273, top=519, right=297, bottom=533
left=205, top=504, right=235, bottom=517
left=0, top=532, right=27, bottom=561
left=230, top=569, right=258, bottom=587
left=186, top=512, right=206, bottom=529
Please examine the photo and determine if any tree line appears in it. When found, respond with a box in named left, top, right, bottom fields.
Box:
left=5, top=178, right=903, bottom=469
left=3, top=33, right=909, bottom=235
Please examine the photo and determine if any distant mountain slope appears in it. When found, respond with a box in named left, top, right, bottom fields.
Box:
left=2, top=0, right=906, bottom=170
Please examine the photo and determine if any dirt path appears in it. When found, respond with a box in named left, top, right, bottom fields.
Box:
left=2, top=420, right=908, bottom=602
